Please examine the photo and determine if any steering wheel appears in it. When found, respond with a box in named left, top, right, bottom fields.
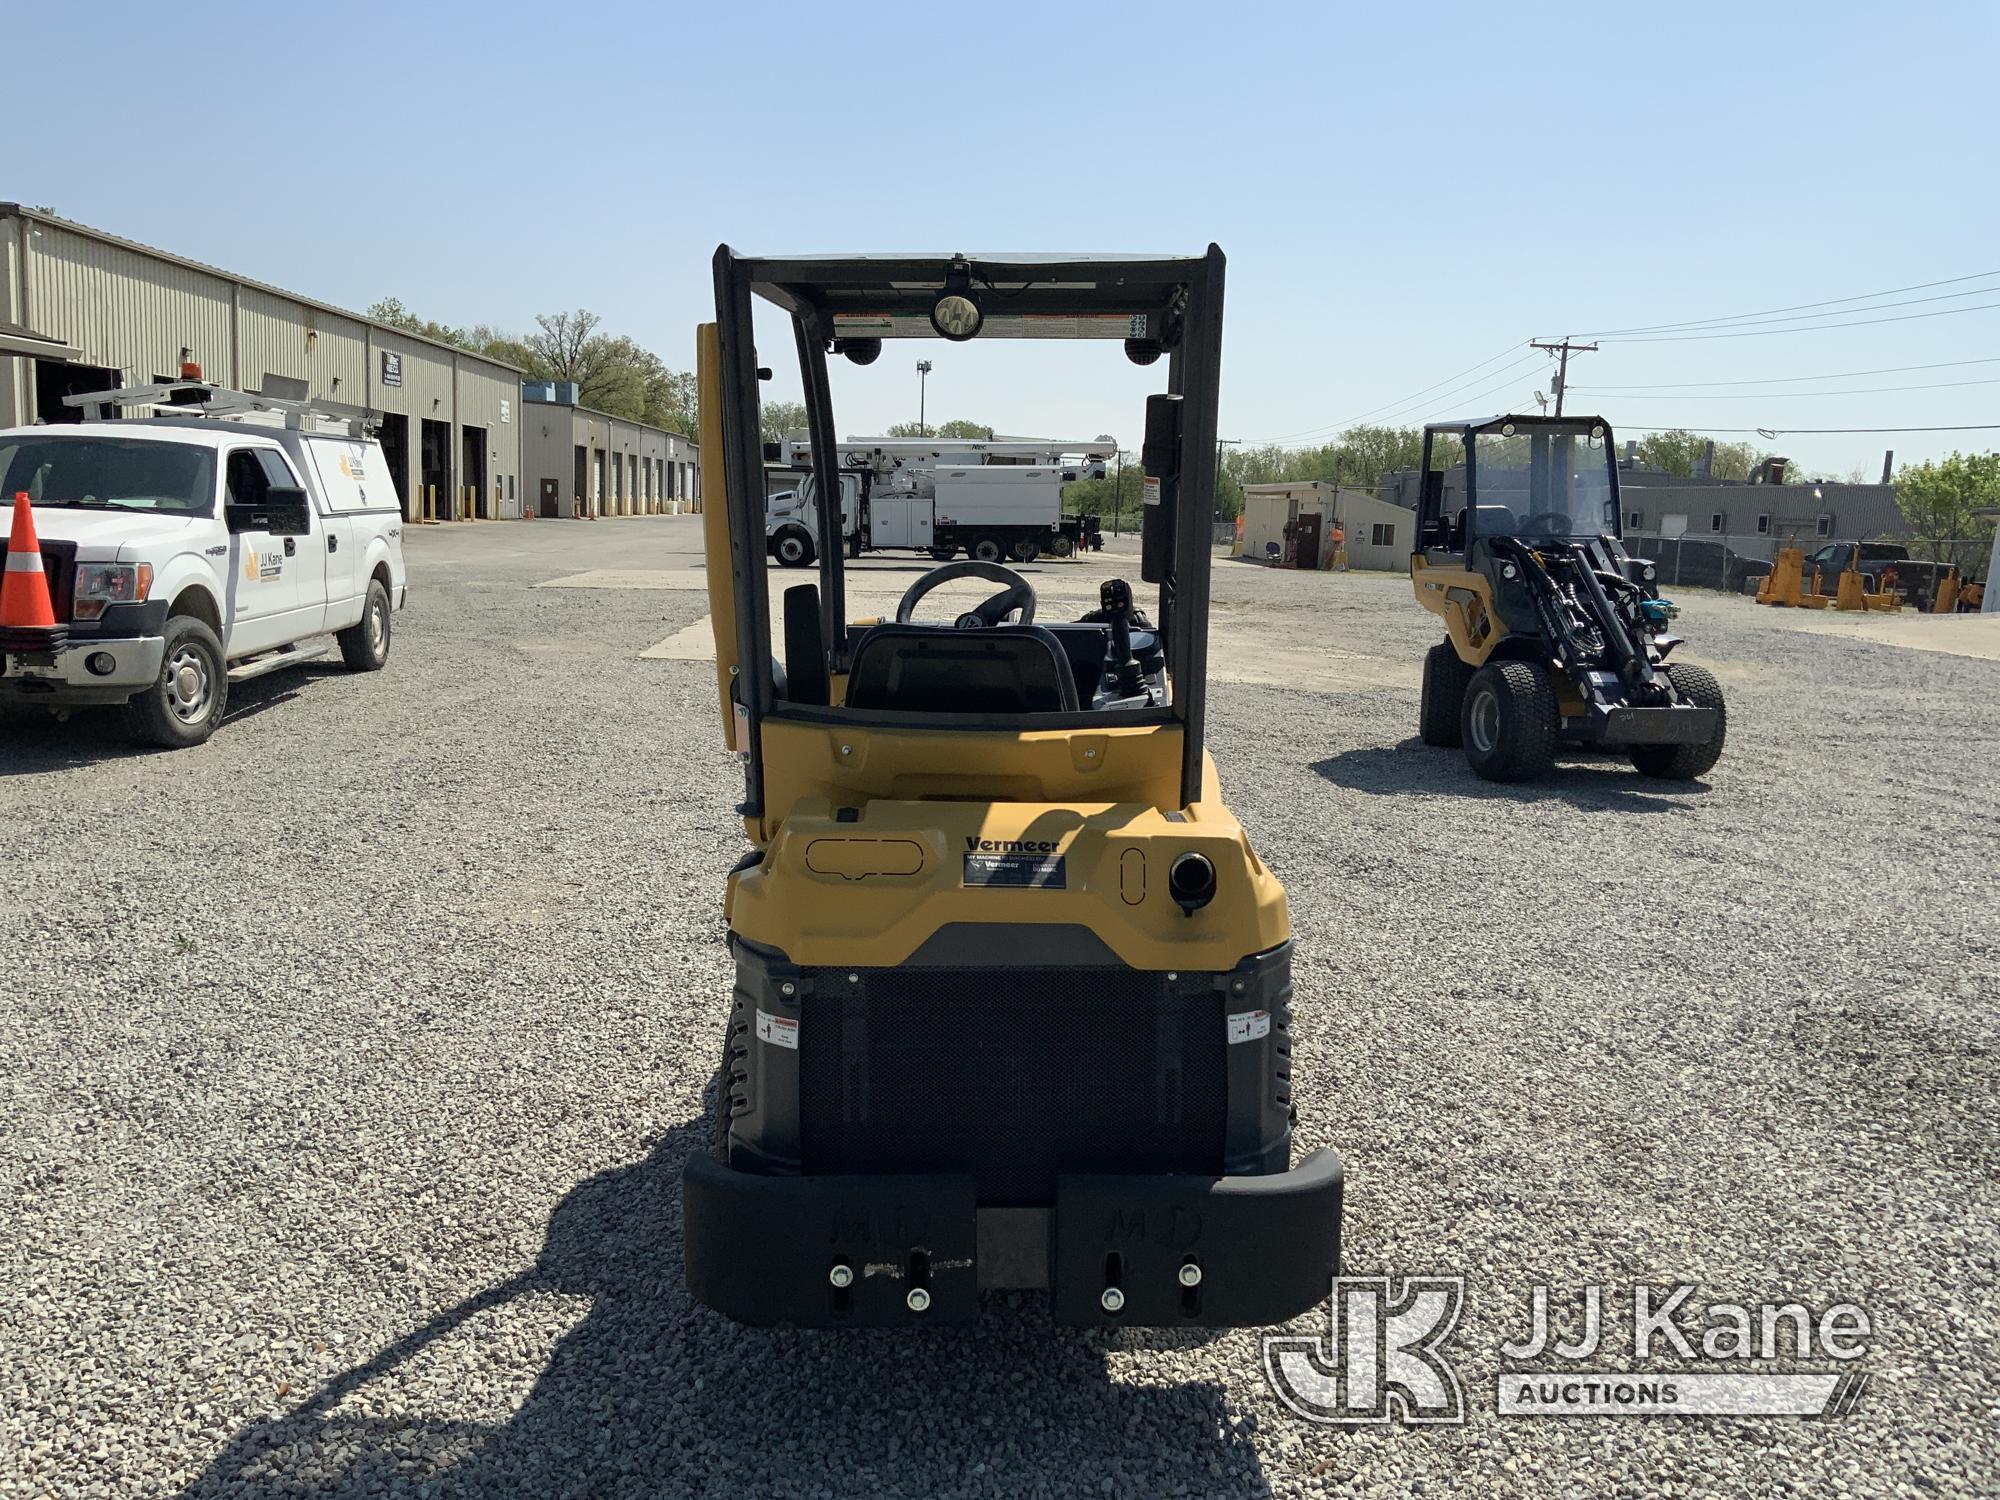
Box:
left=1520, top=511, right=1573, bottom=538
left=895, top=559, right=1038, bottom=629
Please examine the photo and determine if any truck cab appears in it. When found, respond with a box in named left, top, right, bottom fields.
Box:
left=0, top=380, right=407, bottom=747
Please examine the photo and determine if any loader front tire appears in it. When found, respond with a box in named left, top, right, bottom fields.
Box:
left=1629, top=664, right=1727, bottom=781
left=1461, top=660, right=1558, bottom=782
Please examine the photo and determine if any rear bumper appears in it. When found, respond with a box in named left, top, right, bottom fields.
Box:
left=682, top=1147, right=1343, bottom=1328
left=0, top=634, right=164, bottom=705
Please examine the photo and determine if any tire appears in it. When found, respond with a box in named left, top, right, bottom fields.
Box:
left=123, top=615, right=228, bottom=750
left=1048, top=535, right=1075, bottom=558
left=1460, top=660, right=1558, bottom=782
left=928, top=544, right=957, bottom=562
left=1630, top=663, right=1726, bottom=780
left=1419, top=640, right=1472, bottom=747
left=774, top=529, right=814, bottom=568
left=970, top=536, right=1004, bottom=564
left=1012, top=539, right=1041, bottom=564
left=337, top=578, right=392, bottom=671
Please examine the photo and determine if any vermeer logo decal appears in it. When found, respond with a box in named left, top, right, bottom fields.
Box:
left=964, top=838, right=1061, bottom=853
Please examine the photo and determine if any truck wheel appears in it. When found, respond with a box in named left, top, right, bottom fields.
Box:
left=971, top=536, right=1004, bottom=563
left=1048, top=535, right=1075, bottom=558
left=123, top=615, right=228, bottom=750
left=337, top=578, right=392, bottom=671
left=1461, top=660, right=1557, bottom=782
left=1630, top=664, right=1727, bottom=780
left=1012, top=539, right=1041, bottom=563
left=1419, top=640, right=1472, bottom=747
left=928, top=544, right=957, bottom=561
left=775, top=529, right=815, bottom=568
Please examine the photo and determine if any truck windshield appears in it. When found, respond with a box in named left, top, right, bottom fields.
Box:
left=1472, top=426, right=1616, bottom=542
left=0, top=437, right=216, bottom=516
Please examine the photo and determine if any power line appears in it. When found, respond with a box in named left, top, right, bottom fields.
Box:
left=1583, top=284, right=2000, bottom=340
left=1578, top=356, right=2000, bottom=390
left=1595, top=299, right=2000, bottom=343
left=1577, top=375, right=2000, bottom=401
left=1242, top=341, right=1529, bottom=444
left=1576, top=268, right=2000, bottom=338
left=1345, top=353, right=1545, bottom=430
left=1420, top=365, right=1545, bottom=422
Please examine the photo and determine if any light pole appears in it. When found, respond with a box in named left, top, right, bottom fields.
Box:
left=916, top=360, right=932, bottom=437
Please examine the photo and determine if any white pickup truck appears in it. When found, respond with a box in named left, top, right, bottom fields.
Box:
left=0, top=383, right=407, bottom=748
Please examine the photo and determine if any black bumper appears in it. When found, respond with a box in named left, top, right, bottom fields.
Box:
left=682, top=1147, right=1343, bottom=1328
left=1572, top=702, right=1718, bottom=746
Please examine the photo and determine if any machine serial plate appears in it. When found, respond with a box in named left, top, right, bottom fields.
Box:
left=962, top=852, right=1067, bottom=889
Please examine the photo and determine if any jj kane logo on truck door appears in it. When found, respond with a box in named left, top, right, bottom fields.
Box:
left=962, top=837, right=1066, bottom=889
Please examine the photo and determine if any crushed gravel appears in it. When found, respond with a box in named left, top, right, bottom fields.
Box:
left=2, top=519, right=1994, bottom=1498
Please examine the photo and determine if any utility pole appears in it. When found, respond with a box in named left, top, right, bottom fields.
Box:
left=1531, top=338, right=1597, bottom=418
left=916, top=359, right=932, bottom=437
left=1216, top=438, right=1241, bottom=526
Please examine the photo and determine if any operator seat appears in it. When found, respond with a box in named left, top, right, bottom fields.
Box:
left=844, top=624, right=1081, bottom=714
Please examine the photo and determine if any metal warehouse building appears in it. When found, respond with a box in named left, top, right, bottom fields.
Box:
left=519, top=382, right=698, bottom=519
left=0, top=205, right=524, bottom=520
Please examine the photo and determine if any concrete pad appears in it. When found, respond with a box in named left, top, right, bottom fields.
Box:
left=640, top=619, right=724, bottom=661
left=1744, top=606, right=2000, bottom=662
left=537, top=568, right=709, bottom=591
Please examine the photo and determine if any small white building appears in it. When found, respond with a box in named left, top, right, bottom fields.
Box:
left=1238, top=481, right=1414, bottom=571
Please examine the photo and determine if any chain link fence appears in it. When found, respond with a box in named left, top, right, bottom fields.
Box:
left=1625, top=530, right=1988, bottom=601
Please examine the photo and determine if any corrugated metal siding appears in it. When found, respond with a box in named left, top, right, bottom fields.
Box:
left=238, top=286, right=367, bottom=398
left=455, top=364, right=522, bottom=518
left=1, top=221, right=21, bottom=425
left=26, top=220, right=232, bottom=382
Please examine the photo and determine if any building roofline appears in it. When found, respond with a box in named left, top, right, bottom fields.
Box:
left=0, top=203, right=526, bottom=375
left=521, top=392, right=692, bottom=445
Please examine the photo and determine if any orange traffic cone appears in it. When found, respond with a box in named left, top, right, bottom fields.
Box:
left=1, top=491, right=67, bottom=651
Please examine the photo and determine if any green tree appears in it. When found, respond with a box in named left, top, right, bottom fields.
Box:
left=1894, top=451, right=2000, bottom=565
left=365, top=297, right=473, bottom=350
left=1633, top=429, right=1706, bottom=477
left=883, top=419, right=994, bottom=439
left=759, top=400, right=810, bottom=444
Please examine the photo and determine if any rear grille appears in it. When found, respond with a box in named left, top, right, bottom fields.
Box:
left=799, top=966, right=1225, bottom=1204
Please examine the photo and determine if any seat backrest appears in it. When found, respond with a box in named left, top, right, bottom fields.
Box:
left=844, top=624, right=1081, bottom=714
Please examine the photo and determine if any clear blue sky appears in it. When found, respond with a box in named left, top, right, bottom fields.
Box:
left=11, top=0, right=1997, bottom=475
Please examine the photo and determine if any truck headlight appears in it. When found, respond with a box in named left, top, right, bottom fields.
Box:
left=72, top=562, right=153, bottom=621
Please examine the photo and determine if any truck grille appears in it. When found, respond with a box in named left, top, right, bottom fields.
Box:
left=0, top=539, right=76, bottom=621
left=798, top=966, right=1226, bottom=1204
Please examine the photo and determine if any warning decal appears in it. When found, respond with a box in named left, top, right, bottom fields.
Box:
left=1226, top=1010, right=1271, bottom=1045
left=755, top=1009, right=799, bottom=1049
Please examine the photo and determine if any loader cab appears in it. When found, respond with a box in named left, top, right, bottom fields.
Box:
left=705, top=249, right=1228, bottom=822
left=1416, top=414, right=1622, bottom=564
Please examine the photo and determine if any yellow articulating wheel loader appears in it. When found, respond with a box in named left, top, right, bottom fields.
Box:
left=1410, top=415, right=1727, bottom=783
left=683, top=248, right=1342, bottom=1327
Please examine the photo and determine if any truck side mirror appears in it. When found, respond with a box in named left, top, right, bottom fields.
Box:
left=226, top=485, right=312, bottom=537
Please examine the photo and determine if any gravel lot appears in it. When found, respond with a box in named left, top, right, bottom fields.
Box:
left=3, top=517, right=1995, bottom=1498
